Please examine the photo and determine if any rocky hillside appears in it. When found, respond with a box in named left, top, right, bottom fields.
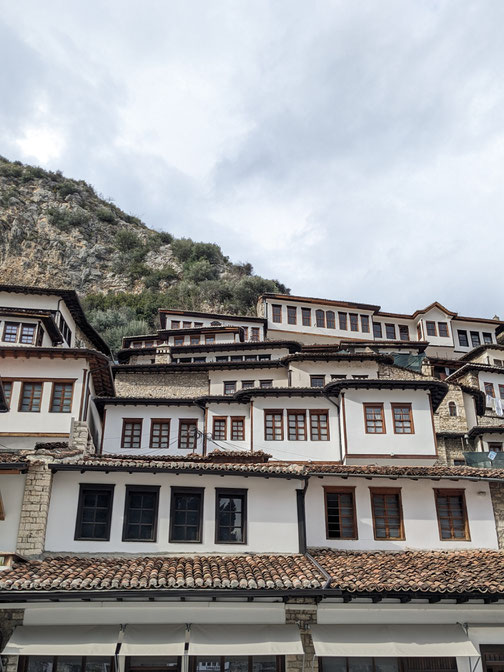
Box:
left=0, top=156, right=288, bottom=352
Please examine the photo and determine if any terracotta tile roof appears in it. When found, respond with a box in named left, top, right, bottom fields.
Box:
left=304, top=463, right=504, bottom=480
left=0, top=554, right=324, bottom=592
left=0, top=452, right=27, bottom=465
left=312, top=549, right=504, bottom=595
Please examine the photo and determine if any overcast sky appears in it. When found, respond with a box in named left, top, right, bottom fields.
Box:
left=1, top=1, right=504, bottom=318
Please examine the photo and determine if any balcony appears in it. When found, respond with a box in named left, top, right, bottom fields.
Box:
left=464, top=451, right=504, bottom=468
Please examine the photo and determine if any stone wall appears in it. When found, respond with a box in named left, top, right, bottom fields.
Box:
left=16, top=462, right=53, bottom=557
left=115, top=371, right=209, bottom=398
left=490, top=482, right=504, bottom=549
left=436, top=436, right=466, bottom=466
left=285, top=598, right=318, bottom=672
left=0, top=609, right=23, bottom=672
left=69, top=419, right=92, bottom=453
left=434, top=385, right=468, bottom=434
left=378, top=363, right=433, bottom=381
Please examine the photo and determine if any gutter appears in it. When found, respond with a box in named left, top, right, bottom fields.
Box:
left=305, top=551, right=332, bottom=589
left=308, top=471, right=504, bottom=483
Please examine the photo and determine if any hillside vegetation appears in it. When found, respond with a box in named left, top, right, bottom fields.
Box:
left=0, top=157, right=288, bottom=352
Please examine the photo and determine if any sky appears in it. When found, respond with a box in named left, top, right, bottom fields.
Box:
left=1, top=0, right=504, bottom=318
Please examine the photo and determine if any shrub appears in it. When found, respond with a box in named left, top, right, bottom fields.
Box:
left=170, top=237, right=195, bottom=262
left=114, top=229, right=143, bottom=252
left=0, top=163, right=23, bottom=178
left=143, top=266, right=179, bottom=288
left=57, top=180, right=79, bottom=197
left=96, top=206, right=116, bottom=223
left=24, top=165, right=46, bottom=179
left=183, top=259, right=220, bottom=283
left=48, top=207, right=90, bottom=232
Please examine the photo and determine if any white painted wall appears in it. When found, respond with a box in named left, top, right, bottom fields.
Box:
left=342, top=389, right=437, bottom=461
left=478, top=370, right=504, bottom=400
left=206, top=402, right=251, bottom=452
left=0, top=473, right=25, bottom=550
left=415, top=307, right=454, bottom=347
left=452, top=319, right=498, bottom=354
left=305, top=476, right=498, bottom=550
left=162, top=312, right=266, bottom=340
left=289, top=360, right=378, bottom=387
left=209, top=368, right=288, bottom=394
left=45, top=471, right=302, bottom=553
left=463, top=392, right=477, bottom=430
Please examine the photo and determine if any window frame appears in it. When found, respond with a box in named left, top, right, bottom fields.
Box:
left=484, top=382, right=496, bottom=398
left=499, top=384, right=504, bottom=400
left=309, top=410, right=330, bottom=441
left=310, top=375, right=325, bottom=388
left=212, top=416, right=227, bottom=441
left=178, top=419, right=198, bottom=450
left=272, top=304, right=282, bottom=323
left=483, top=332, right=493, bottom=344
left=74, top=483, right=115, bottom=541
left=363, top=403, right=386, bottom=434
left=398, top=325, right=410, bottom=341
left=18, top=381, right=43, bottom=413
left=315, top=309, right=325, bottom=328
left=49, top=381, right=74, bottom=413
left=122, top=484, right=160, bottom=543
left=324, top=486, right=357, bottom=540
left=338, top=312, right=347, bottom=330
left=121, top=418, right=143, bottom=450
left=470, top=331, right=481, bottom=347
left=326, top=311, right=335, bottom=329
left=434, top=488, right=470, bottom=541
left=360, top=315, right=370, bottom=333
left=438, top=322, right=449, bottom=338
left=287, top=306, right=297, bottom=325
left=373, top=322, right=383, bottom=338
left=19, top=323, right=36, bottom=345
left=2, top=321, right=19, bottom=343
left=425, top=320, right=437, bottom=337
left=169, top=486, right=204, bottom=543
left=370, top=487, right=405, bottom=540
left=385, top=323, right=396, bottom=339
left=287, top=409, right=307, bottom=441
left=1, top=379, right=13, bottom=409
left=349, top=313, right=359, bottom=332
left=264, top=409, right=284, bottom=441
left=301, top=307, right=311, bottom=327
left=230, top=416, right=245, bottom=441
left=457, top=329, right=469, bottom=347
left=215, top=487, right=247, bottom=544
left=391, top=403, right=414, bottom=434
left=223, top=381, right=237, bottom=395
left=149, top=419, right=171, bottom=450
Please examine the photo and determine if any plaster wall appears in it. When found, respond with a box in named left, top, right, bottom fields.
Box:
left=289, top=360, right=378, bottom=387
left=209, top=368, right=287, bottom=394
left=0, top=473, right=25, bottom=550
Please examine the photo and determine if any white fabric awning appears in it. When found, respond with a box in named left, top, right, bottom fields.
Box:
left=188, top=625, right=304, bottom=656
left=311, top=624, right=479, bottom=657
left=2, top=625, right=119, bottom=656
left=120, top=624, right=187, bottom=657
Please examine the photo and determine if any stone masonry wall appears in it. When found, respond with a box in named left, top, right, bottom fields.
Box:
left=16, top=462, right=53, bottom=556
left=490, top=482, right=504, bottom=549
left=285, top=598, right=318, bottom=672
left=69, top=419, right=92, bottom=453
left=434, top=385, right=468, bottom=434
left=378, top=363, right=433, bottom=381
left=114, top=372, right=209, bottom=398
left=436, top=436, right=466, bottom=466
left=0, top=609, right=23, bottom=672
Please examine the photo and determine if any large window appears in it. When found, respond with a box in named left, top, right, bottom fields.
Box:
left=391, top=404, right=414, bottom=434
left=338, top=312, right=347, bottom=330
left=50, top=382, right=74, bottom=413
left=470, top=331, right=481, bottom=347
left=170, top=487, right=204, bottom=542
left=121, top=419, right=142, bottom=450
left=316, top=310, right=325, bottom=328
left=122, top=486, right=159, bottom=542
left=150, top=420, right=171, bottom=449
left=75, top=484, right=114, bottom=541
left=3, top=322, right=19, bottom=342
left=398, top=325, right=410, bottom=341
left=349, top=313, right=359, bottom=332
left=265, top=410, right=284, bottom=440
left=457, top=330, right=469, bottom=347
left=19, top=382, right=42, bottom=412
left=2, top=380, right=12, bottom=408
left=438, top=322, right=449, bottom=338
left=361, top=315, right=370, bottom=333
left=435, top=489, right=469, bottom=540
left=301, top=308, right=311, bottom=326
left=363, top=403, right=385, bottom=434
left=310, top=410, right=329, bottom=440
left=324, top=487, right=357, bottom=539
left=319, top=658, right=457, bottom=672
left=215, top=488, right=247, bottom=543
left=326, top=311, right=336, bottom=329
left=272, top=305, right=282, bottom=323
left=19, top=323, right=36, bottom=344
left=385, top=323, right=396, bottom=339
left=22, top=656, right=115, bottom=672
left=179, top=420, right=198, bottom=450
left=373, top=322, right=382, bottom=339
left=230, top=417, right=245, bottom=441
left=287, top=410, right=306, bottom=440
left=370, top=488, right=404, bottom=540
left=212, top=417, right=227, bottom=440
left=287, top=306, right=297, bottom=324
left=190, top=656, right=281, bottom=672
left=425, top=321, right=437, bottom=337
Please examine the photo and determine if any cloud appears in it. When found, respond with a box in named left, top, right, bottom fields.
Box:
left=1, top=0, right=503, bottom=317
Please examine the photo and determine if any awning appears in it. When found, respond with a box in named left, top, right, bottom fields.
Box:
left=120, top=625, right=187, bottom=657
left=311, top=624, right=479, bottom=657
left=2, top=625, right=119, bottom=656
left=188, top=625, right=304, bottom=656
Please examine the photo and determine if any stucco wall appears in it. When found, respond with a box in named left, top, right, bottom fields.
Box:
left=0, top=474, right=26, bottom=551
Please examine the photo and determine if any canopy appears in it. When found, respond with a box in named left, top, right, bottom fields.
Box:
left=120, top=624, right=187, bottom=657
left=2, top=625, right=119, bottom=656
left=188, top=625, right=304, bottom=656
left=311, top=624, right=479, bottom=657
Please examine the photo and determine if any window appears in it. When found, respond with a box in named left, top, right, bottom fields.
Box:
left=50, top=382, right=73, bottom=413
left=216, top=356, right=229, bottom=362
left=230, top=417, right=245, bottom=441
left=250, top=328, right=260, bottom=341
left=499, top=385, right=504, bottom=400
left=242, top=327, right=248, bottom=340
left=193, top=357, right=206, bottom=363
left=216, top=489, right=247, bottom=543
left=58, top=314, right=72, bottom=345
left=242, top=380, right=254, bottom=389
left=338, top=312, right=347, bottom=330
left=22, top=656, right=116, bottom=672
left=190, top=335, right=200, bottom=345
left=258, top=354, right=271, bottom=361
left=425, top=321, right=437, bottom=337
left=19, top=323, right=35, bottom=344
left=438, top=322, right=449, bottom=338
left=361, top=315, right=370, bottom=333
left=171, top=320, right=180, bottom=329
left=150, top=420, right=171, bottom=449
left=352, top=374, right=369, bottom=380
left=205, top=335, right=215, bottom=344
left=398, top=325, right=410, bottom=341
left=3, top=322, right=18, bottom=342
left=230, top=355, right=243, bottom=361
left=301, top=308, right=311, bottom=326
left=392, top=403, right=414, bottom=434
left=385, top=323, right=396, bottom=339
left=481, top=646, right=504, bottom=671
left=224, top=381, right=237, bottom=395
left=191, top=657, right=280, bottom=672
left=435, top=489, right=469, bottom=540
left=316, top=309, right=325, bottom=328
left=174, top=337, right=184, bottom=346
left=36, top=326, right=44, bottom=346
left=483, top=332, right=493, bottom=344
left=349, top=313, right=359, bottom=332
left=260, top=379, right=273, bottom=388
left=331, top=374, right=347, bottom=380
left=19, top=382, right=42, bottom=412
left=194, top=322, right=203, bottom=328
left=489, top=442, right=503, bottom=452
left=310, top=410, right=329, bottom=440
left=244, top=354, right=257, bottom=361
left=212, top=417, right=227, bottom=440
left=121, top=419, right=142, bottom=449
left=272, top=305, right=282, bottom=323
left=182, top=321, right=192, bottom=328
left=485, top=382, right=496, bottom=398
left=448, top=401, right=457, bottom=417
left=2, top=381, right=12, bottom=409
left=417, top=323, right=422, bottom=340
left=287, top=306, right=297, bottom=324
left=458, top=330, right=469, bottom=347
left=170, top=487, right=204, bottom=542
left=75, top=484, right=114, bottom=541
left=373, top=322, right=382, bottom=338
left=494, top=359, right=504, bottom=368
left=265, top=410, right=283, bottom=440
left=470, top=331, right=481, bottom=347
left=364, top=403, right=385, bottom=433
left=178, top=420, right=198, bottom=450
left=287, top=410, right=306, bottom=440
left=310, top=375, right=325, bottom=388
left=123, top=486, right=159, bottom=542
left=318, top=659, right=457, bottom=672
left=326, top=311, right=335, bottom=329
left=370, top=488, right=404, bottom=540
left=324, top=487, right=356, bottom=539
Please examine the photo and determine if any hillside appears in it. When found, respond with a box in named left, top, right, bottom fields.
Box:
left=0, top=156, right=288, bottom=351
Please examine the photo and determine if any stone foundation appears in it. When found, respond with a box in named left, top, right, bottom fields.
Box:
left=0, top=609, right=23, bottom=672
left=16, top=462, right=53, bottom=556
left=285, top=598, right=318, bottom=672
